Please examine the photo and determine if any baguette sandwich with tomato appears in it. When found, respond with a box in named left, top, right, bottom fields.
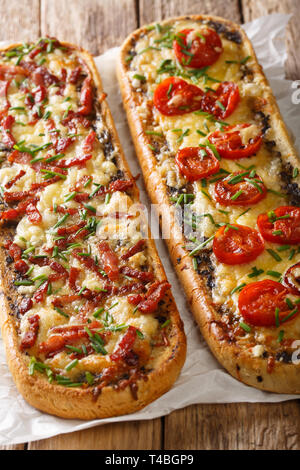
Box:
left=0, top=38, right=186, bottom=418
left=117, top=15, right=300, bottom=393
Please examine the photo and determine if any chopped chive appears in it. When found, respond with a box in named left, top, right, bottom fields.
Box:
left=286, top=298, right=294, bottom=309
left=230, top=283, right=246, bottom=295
left=189, top=235, right=215, bottom=256
left=231, top=189, right=243, bottom=201
left=266, top=270, right=281, bottom=279
left=54, top=306, right=69, bottom=318
left=267, top=249, right=282, bottom=262
left=53, top=213, right=69, bottom=229
left=277, top=330, right=285, bottom=343
left=65, top=359, right=78, bottom=371
left=281, top=307, right=298, bottom=323
left=239, top=322, right=251, bottom=333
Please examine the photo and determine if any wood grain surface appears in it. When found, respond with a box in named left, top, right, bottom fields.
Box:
left=0, top=0, right=299, bottom=451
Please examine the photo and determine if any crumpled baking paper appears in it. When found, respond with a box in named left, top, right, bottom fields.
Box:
left=0, top=13, right=299, bottom=446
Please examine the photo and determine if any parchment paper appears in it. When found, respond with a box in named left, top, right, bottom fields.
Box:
left=0, top=14, right=299, bottom=446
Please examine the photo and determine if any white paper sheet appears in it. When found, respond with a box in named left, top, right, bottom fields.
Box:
left=0, top=14, right=299, bottom=446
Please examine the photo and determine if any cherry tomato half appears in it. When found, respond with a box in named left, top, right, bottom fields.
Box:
left=214, top=171, right=267, bottom=207
left=283, top=262, right=300, bottom=295
left=257, top=206, right=300, bottom=245
left=208, top=124, right=262, bottom=159
left=238, top=280, right=298, bottom=327
left=153, top=77, right=204, bottom=116
left=175, top=146, right=220, bottom=182
left=173, top=28, right=223, bottom=69
left=201, top=82, right=240, bottom=119
left=213, top=224, right=265, bottom=265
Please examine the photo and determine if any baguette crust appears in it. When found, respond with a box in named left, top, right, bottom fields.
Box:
left=117, top=15, right=300, bottom=393
left=0, top=41, right=186, bottom=419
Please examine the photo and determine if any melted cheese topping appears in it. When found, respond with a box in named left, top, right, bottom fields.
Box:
left=0, top=39, right=168, bottom=386
left=126, top=19, right=300, bottom=353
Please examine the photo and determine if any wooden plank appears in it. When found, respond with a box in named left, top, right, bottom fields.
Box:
left=0, top=0, right=40, bottom=451
left=139, top=0, right=242, bottom=26
left=164, top=402, right=300, bottom=450
left=242, top=0, right=300, bottom=79
left=0, top=0, right=40, bottom=42
left=28, top=419, right=162, bottom=450
left=40, top=0, right=138, bottom=56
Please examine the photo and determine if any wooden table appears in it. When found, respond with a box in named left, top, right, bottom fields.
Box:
left=1, top=0, right=299, bottom=451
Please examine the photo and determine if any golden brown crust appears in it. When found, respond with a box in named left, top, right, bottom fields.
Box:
left=117, top=15, right=300, bottom=394
left=0, top=41, right=186, bottom=419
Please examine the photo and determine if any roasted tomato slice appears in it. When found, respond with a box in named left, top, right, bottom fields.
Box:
left=173, top=28, right=223, bottom=68
left=257, top=206, right=300, bottom=245
left=201, top=81, right=240, bottom=119
left=213, top=224, right=264, bottom=265
left=175, top=146, right=220, bottom=182
left=208, top=124, right=262, bottom=159
left=214, top=171, right=267, bottom=206
left=153, top=77, right=204, bottom=116
left=238, top=280, right=299, bottom=327
left=283, top=262, right=300, bottom=295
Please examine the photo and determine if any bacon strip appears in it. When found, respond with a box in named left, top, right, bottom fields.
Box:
left=120, top=266, right=153, bottom=283
left=20, top=315, right=40, bottom=351
left=121, top=240, right=145, bottom=260
left=110, top=326, right=137, bottom=363
left=98, top=241, right=119, bottom=281
left=128, top=281, right=171, bottom=314
left=5, top=170, right=26, bottom=189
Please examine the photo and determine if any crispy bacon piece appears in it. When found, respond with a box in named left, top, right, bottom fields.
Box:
left=69, top=266, right=81, bottom=292
left=55, top=136, right=74, bottom=153
left=82, top=130, right=96, bottom=153
left=5, top=170, right=26, bottom=189
left=120, top=266, right=154, bottom=283
left=78, top=77, right=93, bottom=115
left=72, top=175, right=92, bottom=191
left=56, top=153, right=92, bottom=168
left=32, top=84, right=47, bottom=103
left=38, top=320, right=103, bottom=357
left=20, top=314, right=40, bottom=351
left=117, top=282, right=144, bottom=296
left=74, top=192, right=89, bottom=203
left=28, top=255, right=49, bottom=266
left=0, top=64, right=29, bottom=80
left=7, top=150, right=31, bottom=164
left=98, top=241, right=119, bottom=281
left=121, top=240, right=145, bottom=260
left=1, top=114, right=16, bottom=148
left=19, top=297, right=33, bottom=315
left=128, top=281, right=171, bottom=314
left=57, top=221, right=86, bottom=236
left=0, top=79, right=10, bottom=112
left=4, top=240, right=22, bottom=260
left=69, top=66, right=82, bottom=84
left=109, top=179, right=134, bottom=193
left=52, top=295, right=81, bottom=308
left=33, top=281, right=49, bottom=304
left=53, top=205, right=79, bottom=216
left=31, top=65, right=59, bottom=87
left=14, top=259, right=29, bottom=275
left=25, top=200, right=42, bottom=224
left=49, top=260, right=68, bottom=277
left=110, top=326, right=137, bottom=364
left=72, top=249, right=106, bottom=280
left=61, top=110, right=91, bottom=130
